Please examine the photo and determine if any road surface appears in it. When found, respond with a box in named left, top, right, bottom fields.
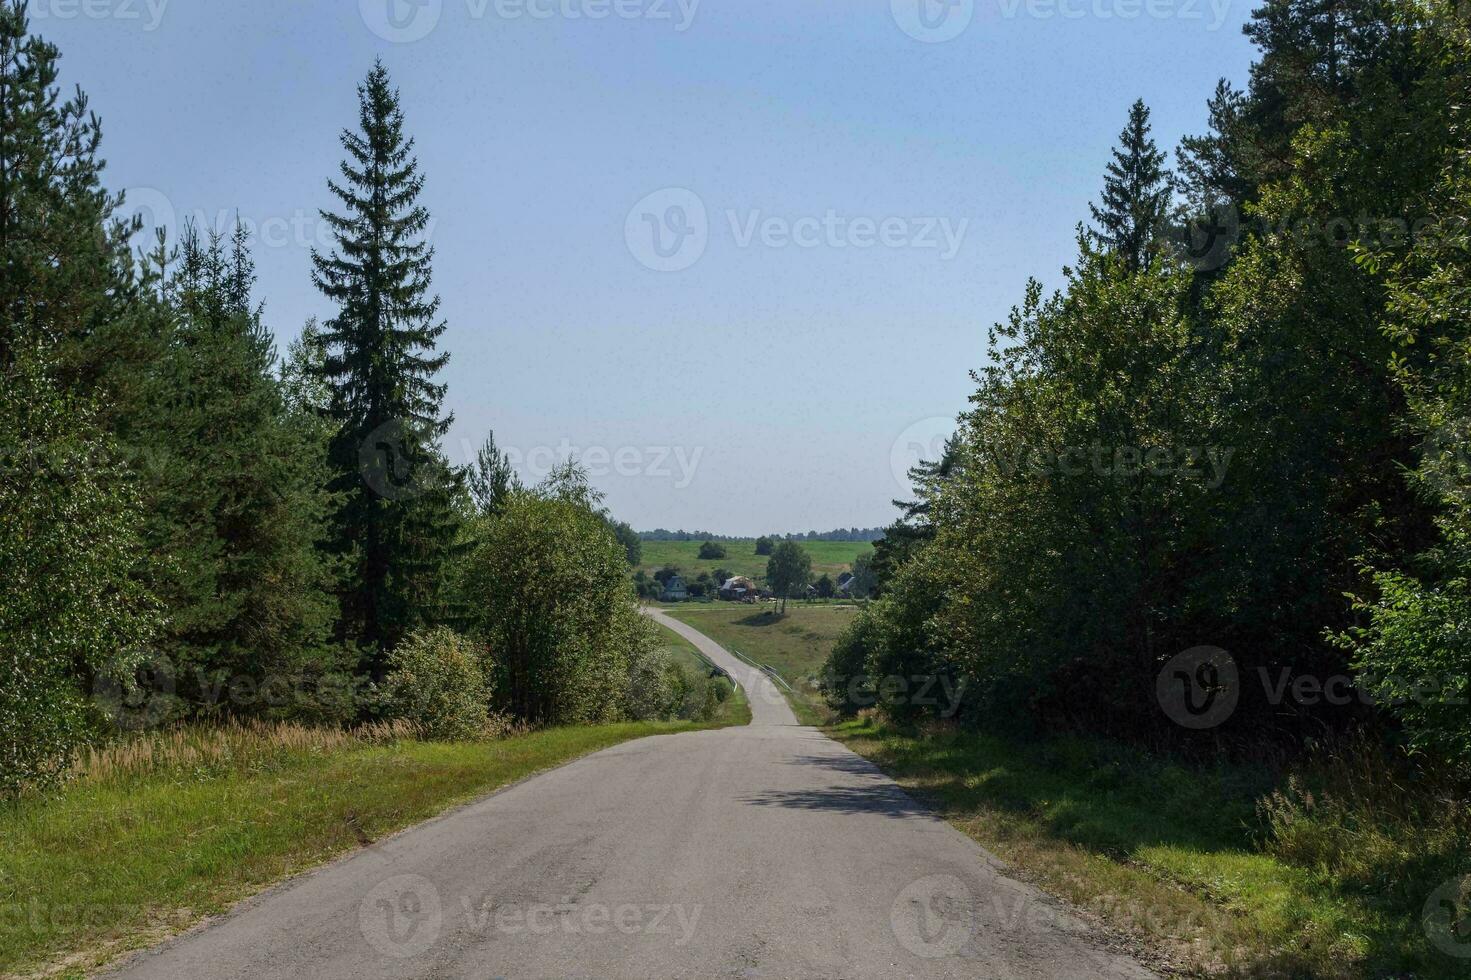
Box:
left=106, top=607, right=1154, bottom=979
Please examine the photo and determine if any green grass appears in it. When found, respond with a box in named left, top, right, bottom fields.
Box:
left=666, top=603, right=860, bottom=725
left=636, top=538, right=872, bottom=586
left=829, top=719, right=1471, bottom=979
left=0, top=719, right=738, bottom=978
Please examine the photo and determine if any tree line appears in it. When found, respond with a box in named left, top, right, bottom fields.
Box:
left=827, top=0, right=1471, bottom=771
left=639, top=527, right=884, bottom=542
left=0, top=5, right=706, bottom=796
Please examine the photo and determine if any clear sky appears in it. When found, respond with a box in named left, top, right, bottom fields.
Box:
left=40, top=0, right=1257, bottom=535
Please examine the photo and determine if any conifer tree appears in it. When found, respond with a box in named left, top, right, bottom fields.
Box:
left=1089, top=99, right=1171, bottom=272
left=139, top=225, right=344, bottom=711
left=0, top=0, right=158, bottom=408
left=311, top=61, right=461, bottom=670
left=467, top=430, right=520, bottom=517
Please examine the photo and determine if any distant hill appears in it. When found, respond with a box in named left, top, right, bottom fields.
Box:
left=639, top=527, right=884, bottom=543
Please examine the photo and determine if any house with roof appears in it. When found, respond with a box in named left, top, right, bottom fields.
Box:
left=718, top=576, right=757, bottom=602
left=660, top=574, right=689, bottom=602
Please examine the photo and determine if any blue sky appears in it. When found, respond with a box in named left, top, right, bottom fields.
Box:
left=41, top=0, right=1257, bottom=534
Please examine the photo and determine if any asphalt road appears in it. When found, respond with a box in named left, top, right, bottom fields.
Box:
left=106, top=607, right=1155, bottom=980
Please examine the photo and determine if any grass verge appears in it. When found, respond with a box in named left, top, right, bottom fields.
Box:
left=829, top=719, right=1471, bottom=979
left=0, top=718, right=736, bottom=978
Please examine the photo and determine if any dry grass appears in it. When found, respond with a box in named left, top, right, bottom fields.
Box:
left=72, top=714, right=532, bottom=788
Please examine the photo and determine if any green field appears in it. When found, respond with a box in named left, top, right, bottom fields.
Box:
left=665, top=603, right=859, bottom=724
left=636, top=538, right=872, bottom=587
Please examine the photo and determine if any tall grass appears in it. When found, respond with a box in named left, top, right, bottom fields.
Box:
left=71, top=720, right=417, bottom=787
left=1260, top=734, right=1471, bottom=916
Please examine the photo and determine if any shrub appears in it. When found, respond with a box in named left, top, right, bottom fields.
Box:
left=822, top=607, right=881, bottom=718
left=754, top=537, right=774, bottom=556
left=624, top=642, right=680, bottom=721
left=466, top=490, right=647, bottom=724
left=379, top=628, right=491, bottom=741
left=0, top=355, right=159, bottom=797
left=698, top=541, right=726, bottom=559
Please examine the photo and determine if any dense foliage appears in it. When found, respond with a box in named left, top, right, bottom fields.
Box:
left=828, top=1, right=1471, bottom=768
left=377, top=627, right=492, bottom=741
left=0, top=9, right=671, bottom=794
left=464, top=477, right=681, bottom=724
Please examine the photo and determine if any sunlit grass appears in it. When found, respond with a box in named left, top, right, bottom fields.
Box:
left=830, top=719, right=1470, bottom=979
left=0, top=718, right=737, bottom=977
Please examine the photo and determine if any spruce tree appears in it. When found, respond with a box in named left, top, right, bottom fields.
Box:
left=1089, top=99, right=1171, bottom=272
left=467, top=430, right=520, bottom=517
left=138, top=224, right=344, bottom=712
left=312, top=61, right=461, bottom=671
left=0, top=0, right=159, bottom=407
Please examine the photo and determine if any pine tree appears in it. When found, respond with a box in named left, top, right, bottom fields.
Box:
left=312, top=61, right=461, bottom=671
left=0, top=0, right=158, bottom=405
left=1089, top=99, right=1171, bottom=272
left=467, top=430, right=520, bottom=517
left=139, top=224, right=344, bottom=711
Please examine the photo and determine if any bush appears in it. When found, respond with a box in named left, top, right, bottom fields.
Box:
left=466, top=489, right=648, bottom=724
left=0, top=356, right=159, bottom=796
left=698, top=541, right=726, bottom=560
left=754, top=536, right=774, bottom=556
left=379, top=628, right=491, bottom=741
left=623, top=641, right=680, bottom=721
left=822, top=606, right=880, bottom=718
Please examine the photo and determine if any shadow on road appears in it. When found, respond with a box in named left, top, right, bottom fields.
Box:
left=738, top=751, right=933, bottom=818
